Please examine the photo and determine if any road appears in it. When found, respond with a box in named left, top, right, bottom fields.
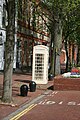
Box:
left=9, top=90, right=80, bottom=120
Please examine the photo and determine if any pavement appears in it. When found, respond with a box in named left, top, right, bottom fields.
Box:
left=0, top=71, right=53, bottom=120
left=1, top=70, right=80, bottom=120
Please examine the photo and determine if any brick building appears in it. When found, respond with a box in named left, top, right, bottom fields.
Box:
left=0, top=0, right=50, bottom=72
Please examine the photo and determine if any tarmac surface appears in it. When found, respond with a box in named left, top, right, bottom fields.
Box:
left=24, top=91, right=80, bottom=120
left=0, top=71, right=80, bottom=120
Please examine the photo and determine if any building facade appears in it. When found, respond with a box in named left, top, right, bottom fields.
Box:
left=0, top=0, right=50, bottom=72
left=0, top=0, right=7, bottom=70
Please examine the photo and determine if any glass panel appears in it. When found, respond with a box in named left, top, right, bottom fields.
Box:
left=34, top=54, right=44, bottom=80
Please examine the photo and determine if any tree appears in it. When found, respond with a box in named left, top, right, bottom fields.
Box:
left=2, top=0, right=15, bottom=103
left=37, top=0, right=80, bottom=76
left=63, top=2, right=80, bottom=70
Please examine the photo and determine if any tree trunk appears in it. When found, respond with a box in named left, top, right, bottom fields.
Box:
left=2, top=0, right=15, bottom=103
left=49, top=32, right=54, bottom=74
left=65, top=39, right=68, bottom=72
left=50, top=19, right=62, bottom=76
left=54, top=20, right=62, bottom=75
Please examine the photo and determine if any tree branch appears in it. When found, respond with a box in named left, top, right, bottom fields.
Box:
left=36, top=10, right=51, bottom=31
left=64, top=25, right=80, bottom=40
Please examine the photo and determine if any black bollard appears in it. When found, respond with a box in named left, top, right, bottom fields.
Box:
left=48, top=73, right=54, bottom=80
left=20, top=84, right=28, bottom=96
left=29, top=81, right=36, bottom=92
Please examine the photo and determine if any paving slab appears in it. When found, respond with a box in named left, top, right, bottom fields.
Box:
left=0, top=72, right=53, bottom=119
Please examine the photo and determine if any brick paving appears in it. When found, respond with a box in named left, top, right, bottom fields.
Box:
left=0, top=71, right=53, bottom=119
left=24, top=91, right=80, bottom=120
left=1, top=72, right=80, bottom=120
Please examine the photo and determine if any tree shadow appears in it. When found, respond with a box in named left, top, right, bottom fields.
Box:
left=47, top=85, right=54, bottom=90
left=14, top=79, right=31, bottom=83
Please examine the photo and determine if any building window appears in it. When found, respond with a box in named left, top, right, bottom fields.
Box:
left=2, top=4, right=6, bottom=28
left=0, top=32, right=3, bottom=45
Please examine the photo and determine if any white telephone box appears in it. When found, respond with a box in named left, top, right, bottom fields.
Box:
left=32, top=45, right=49, bottom=84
